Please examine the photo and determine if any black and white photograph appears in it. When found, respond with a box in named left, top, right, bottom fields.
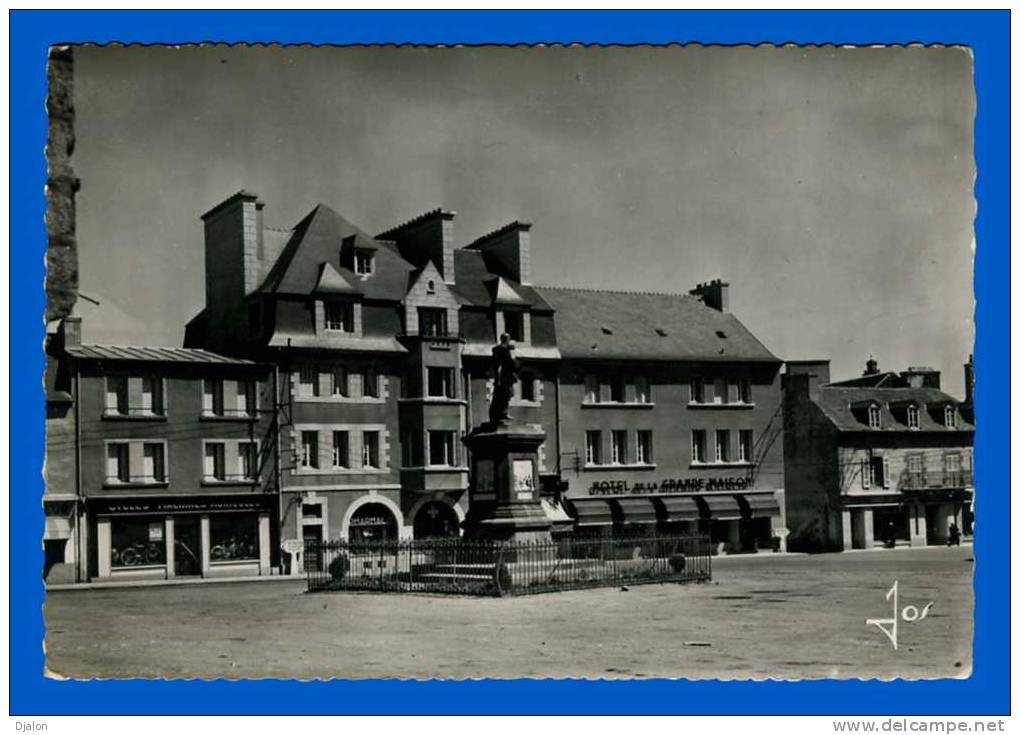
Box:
left=42, top=42, right=976, bottom=681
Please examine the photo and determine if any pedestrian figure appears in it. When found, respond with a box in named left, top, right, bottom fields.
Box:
left=884, top=521, right=896, bottom=549
left=948, top=522, right=961, bottom=547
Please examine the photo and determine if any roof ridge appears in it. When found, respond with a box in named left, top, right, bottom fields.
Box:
left=533, top=283, right=698, bottom=299
left=465, top=220, right=532, bottom=249
left=376, top=208, right=454, bottom=239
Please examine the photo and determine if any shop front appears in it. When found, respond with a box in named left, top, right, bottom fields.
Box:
left=89, top=495, right=275, bottom=581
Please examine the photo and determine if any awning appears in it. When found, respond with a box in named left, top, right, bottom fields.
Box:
left=568, top=498, right=614, bottom=526
left=44, top=516, right=72, bottom=540
left=615, top=497, right=658, bottom=525
left=541, top=498, right=574, bottom=526
left=741, top=493, right=781, bottom=517
left=701, top=495, right=742, bottom=520
left=659, top=495, right=700, bottom=522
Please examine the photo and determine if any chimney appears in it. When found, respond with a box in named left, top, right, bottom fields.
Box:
left=376, top=209, right=456, bottom=284
left=964, top=354, right=974, bottom=405
left=785, top=360, right=830, bottom=399
left=58, top=316, right=81, bottom=348
left=864, top=357, right=880, bottom=375
left=465, top=221, right=532, bottom=286
left=901, top=366, right=940, bottom=390
left=200, top=191, right=264, bottom=350
left=689, top=279, right=729, bottom=312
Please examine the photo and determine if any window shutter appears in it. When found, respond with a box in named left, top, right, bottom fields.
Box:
left=861, top=459, right=870, bottom=489
left=882, top=457, right=891, bottom=488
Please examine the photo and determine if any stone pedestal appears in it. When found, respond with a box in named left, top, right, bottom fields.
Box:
left=462, top=421, right=552, bottom=543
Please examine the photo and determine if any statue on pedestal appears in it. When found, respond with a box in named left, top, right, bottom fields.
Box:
left=488, top=332, right=519, bottom=426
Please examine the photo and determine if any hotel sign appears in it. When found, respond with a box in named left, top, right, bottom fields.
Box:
left=589, top=476, right=754, bottom=496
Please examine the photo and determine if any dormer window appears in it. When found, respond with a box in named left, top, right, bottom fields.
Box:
left=906, top=404, right=920, bottom=430
left=419, top=307, right=448, bottom=337
left=944, top=405, right=957, bottom=428
left=868, top=404, right=882, bottom=429
left=354, top=249, right=374, bottom=276
left=503, top=311, right=526, bottom=342
left=324, top=301, right=355, bottom=332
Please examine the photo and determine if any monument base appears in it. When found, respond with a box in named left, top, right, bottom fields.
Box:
left=462, top=419, right=553, bottom=544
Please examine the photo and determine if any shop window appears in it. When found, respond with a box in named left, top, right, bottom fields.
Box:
left=111, top=518, right=166, bottom=568
left=738, top=378, right=753, bottom=404
left=868, top=404, right=882, bottom=429
left=324, top=301, right=355, bottom=332
left=636, top=430, right=653, bottom=464
left=141, top=377, right=165, bottom=415
left=584, top=374, right=598, bottom=403
left=354, top=249, right=374, bottom=276
left=105, top=376, right=129, bottom=415
left=609, top=375, right=626, bottom=402
left=209, top=514, right=258, bottom=562
left=691, top=430, right=707, bottom=464
left=944, top=406, right=957, bottom=428
left=349, top=502, right=398, bottom=543
left=204, top=442, right=226, bottom=481
left=906, top=405, right=920, bottom=430
left=330, top=366, right=348, bottom=397
left=427, top=367, right=456, bottom=398
left=503, top=310, right=526, bottom=342
left=611, top=430, right=628, bottom=464
left=585, top=430, right=603, bottom=465
left=715, top=430, right=731, bottom=463
left=332, top=431, right=350, bottom=469
left=738, top=430, right=753, bottom=463
left=362, top=431, right=381, bottom=468
left=297, top=366, right=319, bottom=398
left=690, top=377, right=705, bottom=404
left=301, top=431, right=319, bottom=469
left=428, top=430, right=456, bottom=467
left=419, top=307, right=448, bottom=337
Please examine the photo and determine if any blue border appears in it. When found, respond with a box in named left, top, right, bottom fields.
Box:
left=11, top=10, right=1009, bottom=715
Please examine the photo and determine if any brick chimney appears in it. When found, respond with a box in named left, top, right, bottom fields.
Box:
left=901, top=366, right=940, bottom=390
left=201, top=191, right=264, bottom=350
left=689, top=279, right=729, bottom=312
left=376, top=209, right=456, bottom=284
left=785, top=360, right=830, bottom=399
left=465, top=221, right=533, bottom=286
left=963, top=354, right=974, bottom=405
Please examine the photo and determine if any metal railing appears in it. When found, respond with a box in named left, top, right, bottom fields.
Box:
left=899, top=470, right=973, bottom=490
left=305, top=534, right=712, bottom=597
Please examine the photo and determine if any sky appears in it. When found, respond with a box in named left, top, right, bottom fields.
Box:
left=70, top=44, right=975, bottom=395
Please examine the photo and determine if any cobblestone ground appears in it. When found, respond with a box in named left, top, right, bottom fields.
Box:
left=44, top=545, right=973, bottom=681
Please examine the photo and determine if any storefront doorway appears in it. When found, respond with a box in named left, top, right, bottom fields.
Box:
left=413, top=501, right=460, bottom=539
left=872, top=506, right=909, bottom=547
left=173, top=517, right=201, bottom=576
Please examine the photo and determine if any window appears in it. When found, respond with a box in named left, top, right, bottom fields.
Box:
left=944, top=406, right=957, bottom=428
left=636, top=431, right=653, bottom=464
left=298, top=366, right=319, bottom=398
left=238, top=442, right=257, bottom=480
left=713, top=378, right=728, bottom=404
left=209, top=514, right=258, bottom=562
left=634, top=376, right=650, bottom=403
left=141, top=377, right=164, bottom=415
left=203, top=379, right=225, bottom=414
left=301, top=431, right=319, bottom=469
left=906, top=405, right=920, bottom=429
left=690, top=377, right=705, bottom=403
left=691, top=430, right=706, bottom=464
left=715, top=430, right=731, bottom=463
left=142, top=443, right=166, bottom=482
left=585, top=430, right=603, bottom=465
left=332, top=431, right=349, bottom=469
left=236, top=380, right=256, bottom=417
left=105, top=376, right=128, bottom=415
left=738, top=430, right=753, bottom=463
left=324, top=301, right=354, bottom=332
left=611, top=430, right=628, bottom=464
left=362, top=368, right=379, bottom=398
left=354, top=249, right=374, bottom=276
left=503, top=310, right=525, bottom=342
left=204, top=442, right=226, bottom=481
left=111, top=518, right=166, bottom=568
left=738, top=378, right=753, bottom=404
left=584, top=374, right=598, bottom=403
left=944, top=452, right=962, bottom=484
left=609, top=375, right=626, bottom=402
left=906, top=453, right=925, bottom=484
left=864, top=455, right=886, bottom=489
left=106, top=443, right=130, bottom=483
left=330, top=366, right=348, bottom=397
left=427, top=367, right=456, bottom=398
left=868, top=404, right=882, bottom=429
left=419, top=307, right=448, bottom=337
left=519, top=374, right=536, bottom=402
left=428, top=430, right=456, bottom=467
left=362, top=431, right=380, bottom=469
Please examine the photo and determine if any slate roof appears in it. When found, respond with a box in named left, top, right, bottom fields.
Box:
left=533, top=286, right=780, bottom=362
left=259, top=204, right=414, bottom=300
left=814, top=386, right=974, bottom=433
left=451, top=249, right=553, bottom=311
left=829, top=372, right=908, bottom=388
left=65, top=345, right=256, bottom=365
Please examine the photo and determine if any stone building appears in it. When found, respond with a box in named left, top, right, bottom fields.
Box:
left=783, top=358, right=975, bottom=552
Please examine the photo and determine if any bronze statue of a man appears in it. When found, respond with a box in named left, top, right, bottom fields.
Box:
left=488, top=332, right=519, bottom=425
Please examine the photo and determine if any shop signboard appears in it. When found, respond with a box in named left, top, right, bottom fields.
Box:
left=513, top=459, right=536, bottom=500
left=588, top=476, right=755, bottom=496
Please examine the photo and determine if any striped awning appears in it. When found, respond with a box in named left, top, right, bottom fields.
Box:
left=659, top=495, right=700, bottom=522
left=701, top=495, right=742, bottom=520
left=569, top=499, right=614, bottom=526
left=615, top=497, right=658, bottom=525
left=44, top=516, right=72, bottom=540
left=742, top=493, right=781, bottom=517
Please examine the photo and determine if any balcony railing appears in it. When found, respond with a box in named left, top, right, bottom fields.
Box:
left=899, top=470, right=973, bottom=490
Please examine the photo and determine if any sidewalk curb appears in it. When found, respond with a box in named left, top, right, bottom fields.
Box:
left=46, top=574, right=306, bottom=592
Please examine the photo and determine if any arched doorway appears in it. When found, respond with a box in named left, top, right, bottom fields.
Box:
left=413, top=500, right=460, bottom=539
left=348, top=502, right=399, bottom=543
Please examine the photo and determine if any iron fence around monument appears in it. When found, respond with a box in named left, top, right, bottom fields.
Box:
left=305, top=534, right=712, bottom=596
